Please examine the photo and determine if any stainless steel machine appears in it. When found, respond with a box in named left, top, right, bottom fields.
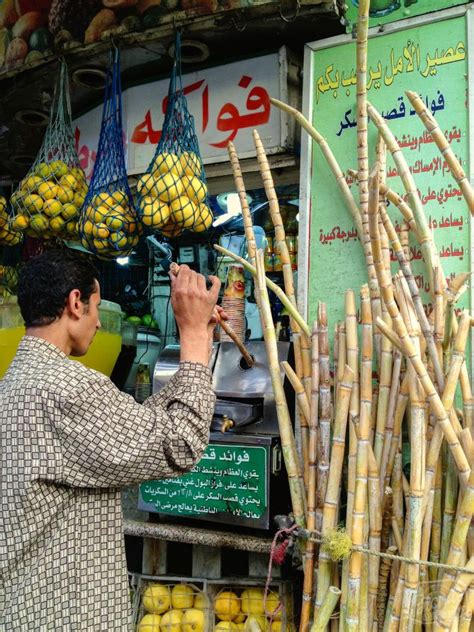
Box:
left=138, top=342, right=293, bottom=530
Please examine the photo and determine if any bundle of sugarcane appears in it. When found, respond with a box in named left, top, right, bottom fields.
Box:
left=215, top=23, right=473, bottom=629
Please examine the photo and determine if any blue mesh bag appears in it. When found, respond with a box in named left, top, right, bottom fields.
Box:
left=9, top=60, right=87, bottom=242
left=136, top=32, right=213, bottom=239
left=79, top=47, right=140, bottom=259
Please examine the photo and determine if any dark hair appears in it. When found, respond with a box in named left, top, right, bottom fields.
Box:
left=18, top=250, right=99, bottom=327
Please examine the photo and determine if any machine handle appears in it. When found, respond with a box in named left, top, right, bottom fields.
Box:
left=169, top=262, right=255, bottom=368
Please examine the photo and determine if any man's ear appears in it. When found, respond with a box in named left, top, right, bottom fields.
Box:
left=66, top=289, right=83, bottom=320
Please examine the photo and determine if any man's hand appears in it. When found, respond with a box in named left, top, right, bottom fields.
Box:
left=170, top=265, right=221, bottom=365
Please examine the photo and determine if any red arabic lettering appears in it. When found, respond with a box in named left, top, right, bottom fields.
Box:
left=131, top=110, right=161, bottom=145
left=74, top=127, right=96, bottom=179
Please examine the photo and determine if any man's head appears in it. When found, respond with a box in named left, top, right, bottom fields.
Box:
left=18, top=250, right=101, bottom=356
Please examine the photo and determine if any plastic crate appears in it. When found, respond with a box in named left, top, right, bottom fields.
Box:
left=132, top=574, right=212, bottom=631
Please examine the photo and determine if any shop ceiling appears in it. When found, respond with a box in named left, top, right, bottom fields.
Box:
left=0, top=1, right=344, bottom=188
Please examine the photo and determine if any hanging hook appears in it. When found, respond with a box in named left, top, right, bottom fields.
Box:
left=279, top=0, right=300, bottom=23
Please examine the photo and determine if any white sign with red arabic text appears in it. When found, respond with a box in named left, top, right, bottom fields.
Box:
left=73, top=48, right=294, bottom=180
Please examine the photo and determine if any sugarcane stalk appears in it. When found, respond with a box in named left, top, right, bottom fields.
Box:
left=433, top=267, right=445, bottom=366
left=377, top=546, right=397, bottom=632
left=380, top=487, right=394, bottom=553
left=340, top=289, right=360, bottom=626
left=227, top=142, right=258, bottom=265
left=430, top=462, right=443, bottom=583
left=367, top=102, right=440, bottom=285
left=367, top=442, right=382, bottom=630
left=311, top=586, right=341, bottom=632
left=254, top=249, right=306, bottom=529
left=316, top=366, right=354, bottom=619
left=316, top=303, right=332, bottom=537
left=282, top=361, right=310, bottom=486
left=405, top=91, right=474, bottom=216
left=440, top=450, right=459, bottom=569
left=434, top=557, right=474, bottom=631
left=300, top=322, right=320, bottom=632
left=437, top=467, right=474, bottom=610
left=385, top=376, right=410, bottom=492
left=270, top=98, right=363, bottom=243
left=459, top=428, right=473, bottom=465
left=377, top=183, right=420, bottom=240
left=214, top=245, right=311, bottom=339
left=459, top=587, right=473, bottom=632
left=374, top=303, right=394, bottom=467
left=379, top=351, right=402, bottom=493
left=399, top=221, right=410, bottom=260
left=379, top=205, right=444, bottom=390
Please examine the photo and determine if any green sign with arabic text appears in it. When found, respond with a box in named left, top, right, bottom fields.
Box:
left=139, top=443, right=268, bottom=524
left=305, top=15, right=471, bottom=338
left=345, top=1, right=468, bottom=32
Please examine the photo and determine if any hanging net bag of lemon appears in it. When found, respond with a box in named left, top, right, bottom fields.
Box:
left=9, top=60, right=88, bottom=242
left=78, top=46, right=141, bottom=259
left=136, top=31, right=213, bottom=238
left=0, top=193, right=22, bottom=247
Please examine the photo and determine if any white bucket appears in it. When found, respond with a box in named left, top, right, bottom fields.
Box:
left=124, top=327, right=161, bottom=393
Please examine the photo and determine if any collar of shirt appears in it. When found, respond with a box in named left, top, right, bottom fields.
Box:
left=17, top=335, right=68, bottom=361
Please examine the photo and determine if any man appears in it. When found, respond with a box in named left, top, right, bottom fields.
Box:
left=1, top=249, right=222, bottom=630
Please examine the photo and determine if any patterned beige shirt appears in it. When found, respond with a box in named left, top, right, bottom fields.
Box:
left=1, top=336, right=215, bottom=630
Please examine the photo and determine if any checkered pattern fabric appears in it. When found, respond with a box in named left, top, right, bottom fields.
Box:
left=0, top=336, right=215, bottom=630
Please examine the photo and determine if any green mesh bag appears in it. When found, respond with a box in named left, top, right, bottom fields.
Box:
left=9, top=60, right=88, bottom=241
left=136, top=32, right=213, bottom=239
left=0, top=194, right=22, bottom=247
left=78, top=48, right=141, bottom=259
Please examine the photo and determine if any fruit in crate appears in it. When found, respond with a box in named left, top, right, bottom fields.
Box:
left=241, top=589, right=265, bottom=616
left=138, top=613, right=162, bottom=631
left=215, top=623, right=239, bottom=632
left=244, top=616, right=268, bottom=631
left=263, top=592, right=281, bottom=620
left=142, top=583, right=171, bottom=614
left=160, top=608, right=183, bottom=632
left=80, top=189, right=141, bottom=256
left=214, top=591, right=240, bottom=621
left=194, top=591, right=210, bottom=610
left=137, top=150, right=213, bottom=235
left=182, top=608, right=205, bottom=632
left=171, top=584, right=194, bottom=609
left=11, top=160, right=88, bottom=238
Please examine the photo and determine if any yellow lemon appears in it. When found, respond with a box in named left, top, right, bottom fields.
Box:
left=151, top=172, right=184, bottom=203
left=61, top=203, right=78, bottom=220
left=92, top=192, right=115, bottom=209
left=93, top=238, right=110, bottom=252
left=82, top=220, right=95, bottom=236
left=241, top=589, right=265, bottom=616
left=264, top=592, right=281, bottom=620
left=235, top=613, right=246, bottom=624
left=73, top=192, right=85, bottom=208
left=160, top=221, right=183, bottom=239
left=110, top=231, right=128, bottom=250
left=105, top=214, right=124, bottom=231
left=11, top=215, right=29, bottom=231
left=170, top=196, right=196, bottom=229
left=215, top=591, right=241, bottom=622
left=194, top=592, right=210, bottom=611
left=183, top=176, right=207, bottom=204
left=59, top=174, right=78, bottom=191
left=137, top=173, right=155, bottom=196
left=83, top=205, right=95, bottom=221
left=70, top=167, right=85, bottom=182
left=180, top=151, right=201, bottom=177
left=171, top=584, right=194, bottom=610
left=29, top=214, right=49, bottom=233
left=193, top=204, right=213, bottom=233
left=65, top=220, right=78, bottom=234
left=236, top=624, right=245, bottom=631
left=152, top=152, right=182, bottom=176
left=92, top=223, right=110, bottom=239
left=142, top=584, right=171, bottom=614
left=159, top=609, right=182, bottom=632
left=112, top=190, right=128, bottom=207
left=138, top=613, right=161, bottom=632
left=25, top=175, right=43, bottom=192
left=49, top=216, right=65, bottom=234
left=43, top=199, right=63, bottom=218
left=50, top=160, right=68, bottom=177
left=245, top=616, right=268, bottom=631
left=92, top=206, right=109, bottom=223
left=24, top=194, right=44, bottom=213
left=38, top=181, right=58, bottom=201
left=0, top=198, right=5, bottom=213
left=35, top=162, right=53, bottom=179
left=270, top=622, right=282, bottom=632
left=181, top=608, right=205, bottom=632
left=128, top=234, right=139, bottom=247
left=81, top=236, right=91, bottom=250
left=215, top=623, right=239, bottom=632
left=140, top=197, right=170, bottom=229
left=56, top=186, right=74, bottom=204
